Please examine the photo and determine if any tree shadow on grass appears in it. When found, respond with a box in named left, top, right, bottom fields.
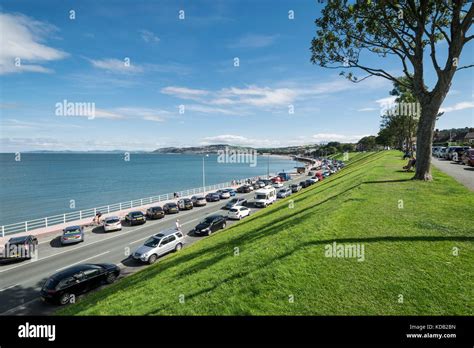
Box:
left=142, top=234, right=473, bottom=315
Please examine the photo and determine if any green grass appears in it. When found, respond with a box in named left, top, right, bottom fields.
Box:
left=58, top=151, right=474, bottom=315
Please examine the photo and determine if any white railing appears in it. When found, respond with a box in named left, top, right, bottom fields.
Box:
left=0, top=174, right=277, bottom=237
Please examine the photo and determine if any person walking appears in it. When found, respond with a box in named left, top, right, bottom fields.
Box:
left=175, top=218, right=181, bottom=232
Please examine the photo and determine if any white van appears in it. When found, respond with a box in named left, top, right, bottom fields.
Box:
left=254, top=187, right=276, bottom=208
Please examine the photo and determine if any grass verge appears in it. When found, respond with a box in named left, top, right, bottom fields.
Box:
left=58, top=151, right=473, bottom=315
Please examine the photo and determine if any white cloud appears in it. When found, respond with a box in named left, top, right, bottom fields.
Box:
left=89, top=58, right=143, bottom=74
left=161, top=86, right=209, bottom=101
left=161, top=78, right=390, bottom=116
left=312, top=133, right=367, bottom=143
left=0, top=12, right=68, bottom=74
left=375, top=96, right=397, bottom=107
left=440, top=101, right=474, bottom=113
left=140, top=29, right=160, bottom=43
left=357, top=107, right=377, bottom=112
left=229, top=34, right=279, bottom=49
left=95, top=107, right=171, bottom=121
left=201, top=134, right=280, bottom=147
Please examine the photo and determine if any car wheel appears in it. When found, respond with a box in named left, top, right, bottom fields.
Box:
left=148, top=254, right=158, bottom=264
left=106, top=273, right=117, bottom=284
left=222, top=222, right=226, bottom=229
left=207, top=230, right=212, bottom=236
left=59, top=293, right=71, bottom=305
left=239, top=215, right=242, bottom=220
left=175, top=243, right=183, bottom=252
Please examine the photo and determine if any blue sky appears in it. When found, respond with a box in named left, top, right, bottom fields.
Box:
left=0, top=0, right=472, bottom=152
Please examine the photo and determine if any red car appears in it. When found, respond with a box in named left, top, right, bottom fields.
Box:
left=461, top=149, right=474, bottom=166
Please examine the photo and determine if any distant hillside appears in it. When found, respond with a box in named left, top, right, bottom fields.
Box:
left=152, top=144, right=256, bottom=154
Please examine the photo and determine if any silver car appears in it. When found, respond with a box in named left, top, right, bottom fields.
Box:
left=132, top=228, right=184, bottom=264
left=61, top=226, right=84, bottom=245
left=103, top=216, right=122, bottom=232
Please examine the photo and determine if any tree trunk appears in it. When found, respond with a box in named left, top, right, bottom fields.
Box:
left=413, top=104, right=438, bottom=181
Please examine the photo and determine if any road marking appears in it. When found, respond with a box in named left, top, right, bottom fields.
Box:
left=0, top=284, right=19, bottom=292
left=55, top=250, right=111, bottom=272
left=0, top=296, right=41, bottom=315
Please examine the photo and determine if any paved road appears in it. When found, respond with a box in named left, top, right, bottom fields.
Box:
left=0, top=175, right=305, bottom=315
left=431, top=156, right=474, bottom=191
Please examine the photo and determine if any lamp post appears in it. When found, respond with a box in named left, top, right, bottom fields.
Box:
left=202, top=154, right=209, bottom=192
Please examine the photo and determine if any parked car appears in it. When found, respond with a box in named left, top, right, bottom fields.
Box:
left=228, top=206, right=251, bottom=220
left=146, top=206, right=165, bottom=220
left=193, top=215, right=227, bottom=236
left=103, top=216, right=122, bottom=232
left=308, top=177, right=319, bottom=184
left=132, top=228, right=184, bottom=264
left=254, top=187, right=277, bottom=208
left=273, top=182, right=284, bottom=188
left=3, top=235, right=38, bottom=259
left=290, top=184, right=302, bottom=193
left=461, top=148, right=474, bottom=166
left=205, top=193, right=221, bottom=202
left=305, top=179, right=314, bottom=187
left=191, top=195, right=207, bottom=207
left=277, top=187, right=292, bottom=198
left=163, top=203, right=179, bottom=214
left=445, top=146, right=462, bottom=160
left=452, top=147, right=471, bottom=162
left=255, top=181, right=266, bottom=189
left=225, top=197, right=247, bottom=210
left=216, top=189, right=231, bottom=199
left=40, top=263, right=120, bottom=305
left=177, top=198, right=194, bottom=210
left=223, top=188, right=237, bottom=196
left=237, top=185, right=253, bottom=193
left=125, top=211, right=147, bottom=225
left=436, top=147, right=447, bottom=158
left=61, top=226, right=85, bottom=245
left=299, top=180, right=309, bottom=188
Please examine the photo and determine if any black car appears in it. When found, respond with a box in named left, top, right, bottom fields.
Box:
left=237, top=185, right=252, bottom=193
left=299, top=180, right=309, bottom=188
left=40, top=263, right=120, bottom=305
left=193, top=215, right=227, bottom=236
left=205, top=193, right=221, bottom=202
left=125, top=211, right=146, bottom=225
left=3, top=235, right=38, bottom=259
left=163, top=202, right=179, bottom=214
left=452, top=147, right=471, bottom=162
left=305, top=179, right=314, bottom=186
left=146, top=206, right=165, bottom=220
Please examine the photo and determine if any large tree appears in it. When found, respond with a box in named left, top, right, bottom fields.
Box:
left=310, top=0, right=473, bottom=180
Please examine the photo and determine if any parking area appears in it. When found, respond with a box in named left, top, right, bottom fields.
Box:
left=0, top=173, right=313, bottom=315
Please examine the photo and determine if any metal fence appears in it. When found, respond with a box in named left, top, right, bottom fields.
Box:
left=1, top=174, right=274, bottom=237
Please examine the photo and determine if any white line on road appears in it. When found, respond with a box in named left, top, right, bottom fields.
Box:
left=55, top=250, right=110, bottom=272
left=0, top=284, right=19, bottom=292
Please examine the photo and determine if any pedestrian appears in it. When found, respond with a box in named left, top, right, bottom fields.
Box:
left=175, top=218, right=181, bottom=231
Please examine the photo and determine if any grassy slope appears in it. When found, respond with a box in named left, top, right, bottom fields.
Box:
left=59, top=151, right=473, bottom=315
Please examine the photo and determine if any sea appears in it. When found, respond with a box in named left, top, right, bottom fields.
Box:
left=0, top=153, right=299, bottom=225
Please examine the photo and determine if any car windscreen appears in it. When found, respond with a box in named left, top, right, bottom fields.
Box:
left=144, top=237, right=161, bottom=247
left=256, top=194, right=267, bottom=199
left=106, top=218, right=120, bottom=223
left=131, top=212, right=143, bottom=217
left=229, top=198, right=238, bottom=203
left=8, top=237, right=28, bottom=244
left=204, top=216, right=217, bottom=223
left=64, top=228, right=81, bottom=235
left=229, top=208, right=238, bottom=213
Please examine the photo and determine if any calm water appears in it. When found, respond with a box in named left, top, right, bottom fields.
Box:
left=0, top=153, right=298, bottom=225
